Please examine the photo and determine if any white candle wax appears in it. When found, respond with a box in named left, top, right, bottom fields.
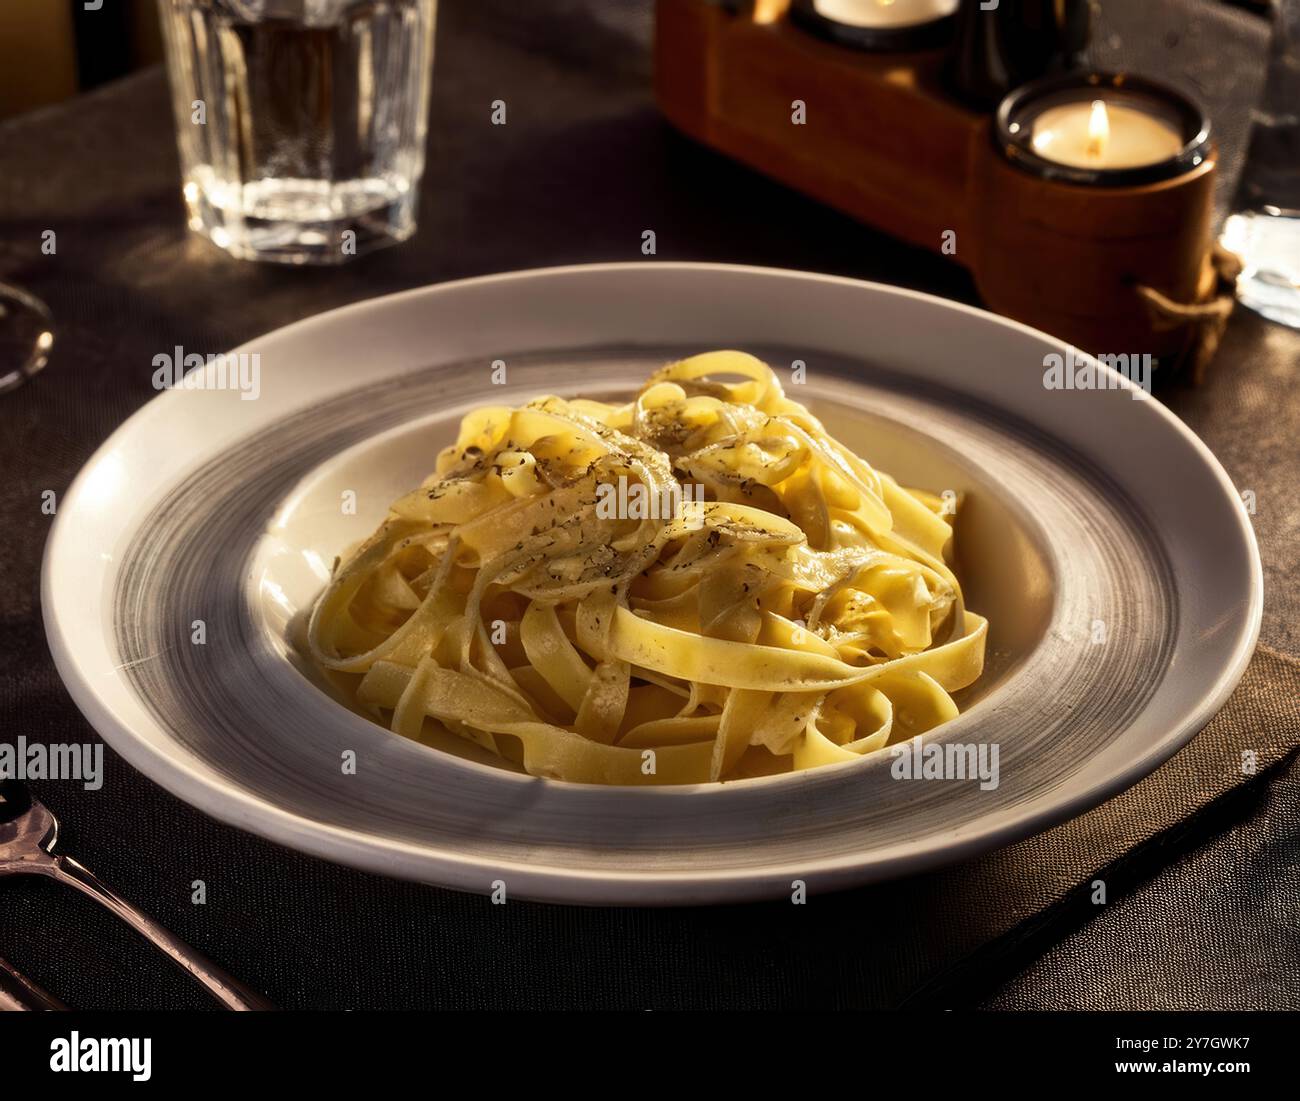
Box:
left=1029, top=98, right=1185, bottom=170
left=812, top=0, right=959, bottom=29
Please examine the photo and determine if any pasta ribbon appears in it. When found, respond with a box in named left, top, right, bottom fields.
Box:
left=308, top=352, right=987, bottom=784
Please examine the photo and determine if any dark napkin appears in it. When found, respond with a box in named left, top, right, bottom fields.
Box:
left=0, top=0, right=1297, bottom=1009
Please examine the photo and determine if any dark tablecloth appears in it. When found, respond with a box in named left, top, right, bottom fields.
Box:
left=1, top=0, right=1297, bottom=1010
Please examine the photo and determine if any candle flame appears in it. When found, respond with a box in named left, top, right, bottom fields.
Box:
left=1087, top=99, right=1109, bottom=159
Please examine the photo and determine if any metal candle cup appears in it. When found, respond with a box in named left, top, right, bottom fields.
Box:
left=996, top=72, right=1211, bottom=187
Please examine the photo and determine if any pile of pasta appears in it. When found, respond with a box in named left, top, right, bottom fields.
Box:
left=308, top=351, right=986, bottom=785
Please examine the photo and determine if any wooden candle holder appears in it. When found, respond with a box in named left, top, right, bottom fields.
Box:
left=655, top=0, right=1219, bottom=361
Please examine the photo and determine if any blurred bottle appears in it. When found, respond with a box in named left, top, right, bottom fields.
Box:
left=1220, top=0, right=1300, bottom=329
left=946, top=0, right=1090, bottom=108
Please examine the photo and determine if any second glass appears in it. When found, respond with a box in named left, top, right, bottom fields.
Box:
left=157, top=0, right=437, bottom=264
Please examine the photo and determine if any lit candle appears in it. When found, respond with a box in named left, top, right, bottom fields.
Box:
left=1029, top=98, right=1185, bottom=170
left=791, top=0, right=958, bottom=51
left=996, top=73, right=1210, bottom=186
left=811, top=0, right=959, bottom=29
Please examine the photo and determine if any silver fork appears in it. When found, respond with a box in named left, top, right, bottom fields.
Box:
left=0, top=782, right=273, bottom=1010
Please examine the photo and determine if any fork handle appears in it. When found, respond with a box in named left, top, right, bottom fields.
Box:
left=38, top=855, right=273, bottom=1011
left=0, top=957, right=68, bottom=1011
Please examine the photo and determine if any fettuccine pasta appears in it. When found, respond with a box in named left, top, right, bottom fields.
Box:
left=308, top=351, right=986, bottom=785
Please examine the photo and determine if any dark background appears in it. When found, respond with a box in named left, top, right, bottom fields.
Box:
left=0, top=0, right=1297, bottom=1009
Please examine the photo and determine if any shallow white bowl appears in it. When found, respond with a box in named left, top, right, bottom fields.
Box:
left=43, top=263, right=1261, bottom=904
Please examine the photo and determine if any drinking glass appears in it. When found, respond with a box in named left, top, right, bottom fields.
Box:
left=0, top=283, right=55, bottom=395
left=1219, top=0, right=1300, bottom=329
left=157, top=0, right=437, bottom=264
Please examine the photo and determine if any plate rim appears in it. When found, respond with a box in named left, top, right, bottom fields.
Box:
left=42, top=261, right=1263, bottom=904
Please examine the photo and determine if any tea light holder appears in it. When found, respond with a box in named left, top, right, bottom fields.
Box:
left=655, top=0, right=1224, bottom=368
left=789, top=0, right=958, bottom=53
left=977, top=72, right=1217, bottom=358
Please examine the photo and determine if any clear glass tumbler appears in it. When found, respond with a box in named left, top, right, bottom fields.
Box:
left=157, top=0, right=437, bottom=264
left=1219, top=0, right=1300, bottom=329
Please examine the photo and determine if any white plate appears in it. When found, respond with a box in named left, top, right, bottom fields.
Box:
left=43, top=263, right=1261, bottom=904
